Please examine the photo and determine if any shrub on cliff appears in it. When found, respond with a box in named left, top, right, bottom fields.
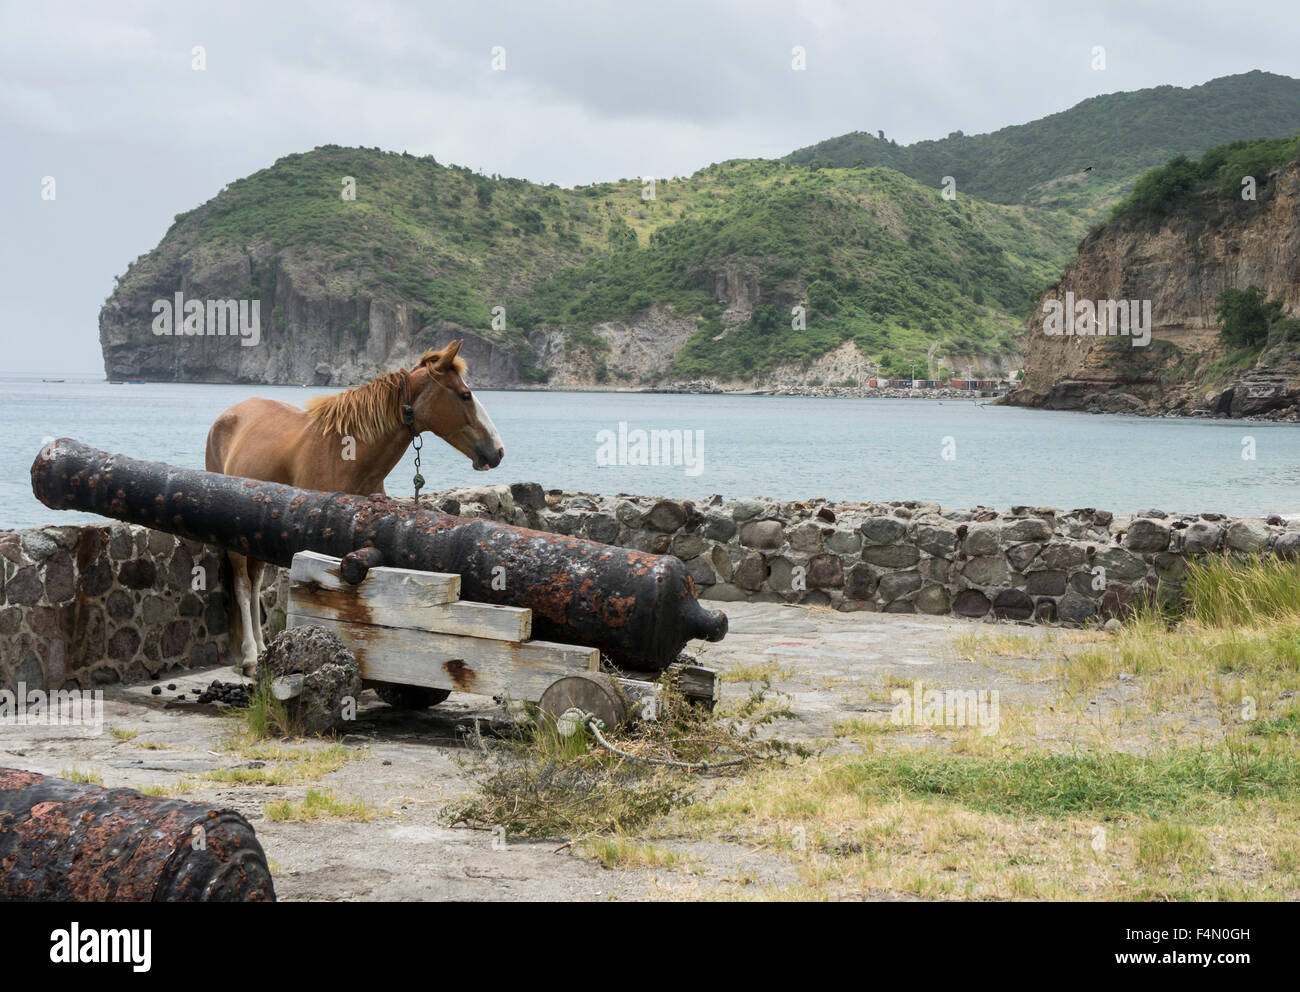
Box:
left=1215, top=287, right=1285, bottom=348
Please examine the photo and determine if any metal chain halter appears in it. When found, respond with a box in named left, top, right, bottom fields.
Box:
left=398, top=370, right=425, bottom=503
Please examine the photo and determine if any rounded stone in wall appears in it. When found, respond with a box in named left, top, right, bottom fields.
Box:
left=915, top=584, right=949, bottom=615
left=703, top=513, right=737, bottom=542
left=1040, top=542, right=1086, bottom=570
left=685, top=556, right=716, bottom=588
left=42, top=552, right=76, bottom=603
left=1090, top=547, right=1148, bottom=583
left=0, top=607, right=21, bottom=636
left=1057, top=591, right=1098, bottom=623
left=845, top=563, right=878, bottom=600
left=739, top=520, right=784, bottom=550
left=952, top=589, right=991, bottom=618
left=992, top=589, right=1034, bottom=621
left=788, top=522, right=823, bottom=553
left=806, top=554, right=844, bottom=589
left=1225, top=519, right=1273, bottom=553
left=107, top=626, right=141, bottom=663
left=671, top=532, right=706, bottom=560
left=733, top=552, right=768, bottom=592
left=710, top=545, right=732, bottom=581
left=161, top=620, right=192, bottom=659
left=962, top=556, right=1009, bottom=587
left=15, top=649, right=44, bottom=689
left=81, top=559, right=113, bottom=598
left=766, top=555, right=796, bottom=593
left=91, top=665, right=121, bottom=685
left=167, top=544, right=196, bottom=590
left=587, top=513, right=620, bottom=545
left=1025, top=570, right=1067, bottom=596
left=1275, top=532, right=1300, bottom=559
left=826, top=529, right=861, bottom=554
left=913, top=524, right=957, bottom=558
left=1124, top=518, right=1171, bottom=552
left=1006, top=542, right=1041, bottom=573
left=862, top=544, right=919, bottom=568
left=730, top=498, right=767, bottom=522
left=860, top=517, right=907, bottom=544
left=963, top=524, right=1000, bottom=557
left=5, top=567, right=42, bottom=606
left=883, top=598, right=916, bottom=613
left=204, top=593, right=229, bottom=636
left=1002, top=519, right=1052, bottom=544
left=117, top=558, right=157, bottom=590
left=877, top=569, right=922, bottom=600
left=644, top=499, right=688, bottom=533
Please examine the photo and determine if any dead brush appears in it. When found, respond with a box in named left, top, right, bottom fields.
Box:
left=442, top=674, right=810, bottom=840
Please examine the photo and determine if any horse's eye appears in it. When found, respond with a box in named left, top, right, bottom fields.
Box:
left=460, top=391, right=473, bottom=402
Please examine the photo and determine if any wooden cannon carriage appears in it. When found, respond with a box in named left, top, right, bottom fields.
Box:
left=276, top=550, right=719, bottom=730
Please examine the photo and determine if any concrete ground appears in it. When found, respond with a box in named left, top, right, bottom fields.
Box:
left=0, top=603, right=1056, bottom=901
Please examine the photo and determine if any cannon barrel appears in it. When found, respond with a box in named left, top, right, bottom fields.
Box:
left=31, top=438, right=727, bottom=671
left=0, top=767, right=275, bottom=901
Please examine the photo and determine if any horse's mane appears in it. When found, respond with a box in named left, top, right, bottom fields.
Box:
left=305, top=348, right=467, bottom=444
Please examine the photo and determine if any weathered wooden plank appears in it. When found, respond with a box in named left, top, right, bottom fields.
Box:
left=288, top=550, right=459, bottom=605
left=289, top=581, right=531, bottom=641
left=286, top=613, right=599, bottom=702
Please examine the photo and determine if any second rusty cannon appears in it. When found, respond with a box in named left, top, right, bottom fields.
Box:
left=0, top=767, right=275, bottom=902
left=31, top=438, right=727, bottom=673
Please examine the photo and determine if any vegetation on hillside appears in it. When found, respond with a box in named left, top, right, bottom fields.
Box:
left=785, top=71, right=1300, bottom=214
left=1111, top=134, right=1300, bottom=221
left=1214, top=287, right=1300, bottom=350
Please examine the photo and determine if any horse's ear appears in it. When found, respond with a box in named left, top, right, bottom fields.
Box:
left=433, top=339, right=462, bottom=372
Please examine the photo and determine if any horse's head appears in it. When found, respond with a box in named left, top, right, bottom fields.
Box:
left=411, top=340, right=504, bottom=471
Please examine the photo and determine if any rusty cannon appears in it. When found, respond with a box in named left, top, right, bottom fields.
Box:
left=0, top=767, right=275, bottom=901
left=31, top=438, right=727, bottom=672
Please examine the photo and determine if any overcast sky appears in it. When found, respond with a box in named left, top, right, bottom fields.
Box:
left=2, top=0, right=1296, bottom=374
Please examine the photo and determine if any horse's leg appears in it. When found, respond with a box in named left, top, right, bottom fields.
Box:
left=229, top=551, right=260, bottom=676
left=248, top=559, right=267, bottom=656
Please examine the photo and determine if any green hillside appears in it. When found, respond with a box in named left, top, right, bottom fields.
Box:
left=110, top=71, right=1300, bottom=385
left=521, top=160, right=1078, bottom=378
left=784, top=71, right=1300, bottom=214
left=128, top=148, right=1082, bottom=380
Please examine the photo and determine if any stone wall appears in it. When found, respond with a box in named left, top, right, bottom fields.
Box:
left=0, top=523, right=284, bottom=692
left=6, top=488, right=1297, bottom=691
left=429, top=483, right=1300, bottom=622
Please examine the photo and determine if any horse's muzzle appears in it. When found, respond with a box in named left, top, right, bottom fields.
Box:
left=473, top=445, right=505, bottom=471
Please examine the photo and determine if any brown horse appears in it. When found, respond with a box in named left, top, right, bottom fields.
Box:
left=204, top=340, right=503, bottom=673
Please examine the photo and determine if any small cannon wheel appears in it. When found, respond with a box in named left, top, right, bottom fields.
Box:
left=537, top=673, right=629, bottom=734
left=375, top=683, right=452, bottom=709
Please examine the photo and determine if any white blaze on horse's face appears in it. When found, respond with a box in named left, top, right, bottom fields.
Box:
left=424, top=376, right=504, bottom=471
left=470, top=396, right=504, bottom=471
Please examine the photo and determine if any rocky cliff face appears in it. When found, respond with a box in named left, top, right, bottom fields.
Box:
left=99, top=243, right=531, bottom=388
left=1007, top=161, right=1300, bottom=418
left=100, top=244, right=761, bottom=390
